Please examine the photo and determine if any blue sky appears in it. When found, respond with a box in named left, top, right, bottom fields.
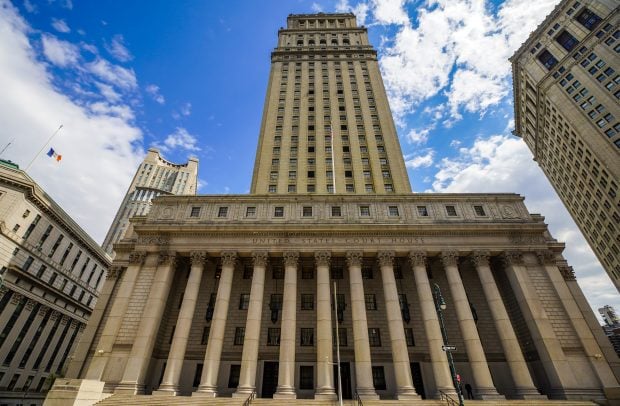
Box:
left=0, top=0, right=617, bottom=315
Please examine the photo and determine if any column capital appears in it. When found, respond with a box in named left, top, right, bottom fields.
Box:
left=10, top=292, right=24, bottom=305
left=38, top=306, right=49, bottom=317
left=283, top=251, right=299, bottom=267
left=440, top=251, right=459, bottom=267
left=377, top=251, right=395, bottom=267
left=106, top=265, right=124, bottom=280
left=252, top=251, right=269, bottom=267
left=158, top=252, right=177, bottom=267
left=61, top=315, right=70, bottom=325
left=70, top=320, right=80, bottom=329
left=50, top=310, right=61, bottom=321
left=190, top=251, right=208, bottom=266
left=536, top=250, right=556, bottom=265
left=408, top=251, right=427, bottom=267
left=315, top=251, right=331, bottom=267
left=471, top=251, right=490, bottom=268
left=221, top=250, right=238, bottom=267
left=26, top=298, right=38, bottom=311
left=558, top=265, right=576, bottom=281
left=345, top=251, right=363, bottom=267
left=501, top=251, right=523, bottom=266
left=0, top=285, right=8, bottom=297
left=128, top=251, right=147, bottom=264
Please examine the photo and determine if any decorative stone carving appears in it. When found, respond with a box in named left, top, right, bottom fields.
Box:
left=252, top=251, right=269, bottom=267
left=79, top=323, right=86, bottom=332
left=408, top=251, right=427, bottom=267
left=60, top=315, right=70, bottom=325
left=377, top=251, right=395, bottom=267
left=10, top=292, right=24, bottom=305
left=161, top=206, right=175, bottom=219
left=220, top=251, right=238, bottom=267
left=128, top=251, right=147, bottom=265
left=106, top=266, right=124, bottom=280
left=509, top=234, right=546, bottom=245
left=471, top=251, right=490, bottom=268
left=345, top=251, right=363, bottom=268
left=536, top=250, right=556, bottom=265
left=137, top=235, right=170, bottom=246
left=70, top=320, right=80, bottom=329
left=501, top=251, right=523, bottom=266
left=315, top=251, right=331, bottom=267
left=50, top=310, right=61, bottom=321
left=38, top=306, right=49, bottom=317
left=440, top=251, right=459, bottom=267
left=500, top=205, right=519, bottom=219
left=283, top=251, right=299, bottom=267
left=158, top=252, right=177, bottom=266
left=26, top=299, right=37, bottom=311
left=190, top=251, right=207, bottom=266
left=559, top=265, right=576, bottom=281
left=0, top=286, right=8, bottom=297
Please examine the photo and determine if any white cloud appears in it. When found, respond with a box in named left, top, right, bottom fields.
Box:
left=335, top=0, right=370, bottom=26
left=51, top=18, right=70, bottom=33
left=86, top=58, right=137, bottom=90
left=41, top=34, right=79, bottom=67
left=311, top=2, right=323, bottom=12
left=88, top=101, right=135, bottom=121
left=405, top=126, right=432, bottom=144
left=404, top=149, right=434, bottom=168
left=432, top=134, right=620, bottom=315
left=180, top=102, right=191, bottom=116
left=160, top=127, right=200, bottom=152
left=23, top=0, right=36, bottom=13
left=371, top=0, right=408, bottom=25
left=145, top=84, right=165, bottom=104
left=105, top=34, right=132, bottom=62
left=0, top=2, right=144, bottom=243
left=94, top=81, right=121, bottom=103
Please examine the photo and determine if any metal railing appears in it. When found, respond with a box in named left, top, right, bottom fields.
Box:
left=354, top=390, right=364, bottom=406
left=438, top=389, right=460, bottom=406
left=242, top=390, right=255, bottom=406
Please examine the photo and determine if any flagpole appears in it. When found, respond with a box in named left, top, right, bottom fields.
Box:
left=0, top=138, right=14, bottom=158
left=25, top=124, right=63, bottom=171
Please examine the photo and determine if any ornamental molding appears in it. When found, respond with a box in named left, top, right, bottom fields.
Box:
left=220, top=251, right=238, bottom=267
left=106, top=266, right=124, bottom=280
left=26, top=299, right=37, bottom=311
left=252, top=251, right=269, bottom=268
left=345, top=251, right=363, bottom=268
left=315, top=251, right=331, bottom=267
left=10, top=293, right=24, bottom=305
left=440, top=251, right=459, bottom=267
left=559, top=265, right=576, bottom=281
left=60, top=315, right=70, bottom=325
left=136, top=235, right=170, bottom=246
left=501, top=251, right=523, bottom=266
left=50, top=310, right=61, bottom=321
left=128, top=251, right=147, bottom=265
left=158, top=252, right=177, bottom=267
left=536, top=250, right=556, bottom=265
left=377, top=251, right=395, bottom=267
left=408, top=251, right=427, bottom=267
left=509, top=233, right=546, bottom=244
left=471, top=251, right=491, bottom=268
left=190, top=251, right=207, bottom=266
left=38, top=306, right=49, bottom=317
left=283, top=251, right=299, bottom=267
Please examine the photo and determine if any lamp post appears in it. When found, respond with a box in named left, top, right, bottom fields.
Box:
left=433, top=283, right=465, bottom=406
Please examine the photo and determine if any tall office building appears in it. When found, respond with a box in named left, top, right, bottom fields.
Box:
left=101, top=148, right=198, bottom=256
left=48, top=13, right=620, bottom=406
left=0, top=160, right=110, bottom=405
left=511, top=0, right=619, bottom=288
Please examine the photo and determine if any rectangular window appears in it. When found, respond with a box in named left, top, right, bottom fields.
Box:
left=303, top=206, right=313, bottom=217
left=359, top=206, right=370, bottom=216
left=556, top=30, right=578, bottom=51
left=388, top=206, right=399, bottom=216
left=537, top=49, right=558, bottom=70
left=301, top=294, right=314, bottom=310
left=288, top=185, right=296, bottom=193
left=368, top=328, right=381, bottom=346
left=417, top=206, right=429, bottom=216
left=307, top=184, right=316, bottom=193
left=301, top=328, right=314, bottom=346
left=331, top=206, right=342, bottom=217
left=445, top=205, right=458, bottom=216
left=269, top=185, right=276, bottom=193
left=239, top=294, right=250, bottom=310
left=267, top=328, right=281, bottom=346
left=333, top=327, right=347, bottom=347
left=473, top=205, right=486, bottom=216
left=217, top=207, right=228, bottom=217
left=228, top=365, right=241, bottom=388
left=405, top=328, right=416, bottom=346
left=245, top=206, right=256, bottom=217
left=300, top=366, right=314, bottom=390
left=23, top=256, right=34, bottom=271
left=234, top=327, right=245, bottom=345
left=190, top=206, right=201, bottom=217
left=274, top=206, right=284, bottom=217
left=372, top=366, right=387, bottom=390
left=365, top=294, right=377, bottom=310
left=346, top=184, right=354, bottom=192
left=576, top=8, right=602, bottom=30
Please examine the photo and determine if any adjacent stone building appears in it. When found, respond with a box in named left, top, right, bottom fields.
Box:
left=102, top=148, right=198, bottom=257
left=47, top=12, right=620, bottom=405
left=0, top=159, right=110, bottom=405
left=510, top=0, right=619, bottom=289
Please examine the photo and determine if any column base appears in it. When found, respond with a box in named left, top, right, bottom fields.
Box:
left=114, top=381, right=144, bottom=395
left=273, top=386, right=297, bottom=399
left=475, top=387, right=505, bottom=400
left=514, top=387, right=547, bottom=400
left=314, top=387, right=337, bottom=400
left=396, top=386, right=421, bottom=400
left=356, top=387, right=379, bottom=400
left=153, top=384, right=180, bottom=396
left=232, top=386, right=255, bottom=398
left=193, top=386, right=218, bottom=397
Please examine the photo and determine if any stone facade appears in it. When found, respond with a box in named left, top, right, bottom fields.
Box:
left=511, top=0, right=620, bottom=288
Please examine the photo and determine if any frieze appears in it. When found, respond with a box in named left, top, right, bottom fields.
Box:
left=509, top=234, right=546, bottom=245
left=500, top=205, right=521, bottom=219
left=250, top=235, right=425, bottom=246
left=136, top=235, right=170, bottom=246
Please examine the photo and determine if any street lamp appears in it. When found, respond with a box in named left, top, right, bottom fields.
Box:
left=433, top=283, right=465, bottom=406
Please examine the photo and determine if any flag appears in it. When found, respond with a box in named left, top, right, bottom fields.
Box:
left=46, top=148, right=62, bottom=162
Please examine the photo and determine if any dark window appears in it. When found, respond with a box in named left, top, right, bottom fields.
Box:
left=7, top=373, right=20, bottom=390
left=267, top=328, right=281, bottom=346
left=22, top=214, right=41, bottom=240
left=388, top=206, right=399, bottom=216
left=234, top=327, right=245, bottom=345
left=331, top=266, right=343, bottom=279
left=243, top=266, right=253, bottom=279
left=556, top=30, right=578, bottom=51
left=302, top=267, right=313, bottom=279
left=217, top=207, right=228, bottom=217
left=537, top=49, right=558, bottom=70
left=368, top=328, right=381, bottom=346
left=272, top=267, right=284, bottom=279
left=333, top=327, right=347, bottom=346
left=365, top=294, right=377, bottom=310
left=301, top=294, right=314, bottom=310
left=308, top=170, right=315, bottom=178
left=303, top=206, right=313, bottom=217
left=300, top=366, right=314, bottom=390
left=405, top=328, right=416, bottom=346
left=362, top=267, right=373, bottom=279
left=417, top=206, right=429, bottom=216
left=190, top=206, right=201, bottom=217
left=576, top=8, right=602, bottom=30
left=201, top=327, right=210, bottom=345
left=372, top=366, right=386, bottom=390
left=344, top=170, right=352, bottom=177
left=331, top=206, right=342, bottom=217
left=473, top=205, right=486, bottom=216
left=446, top=205, right=458, bottom=216
left=239, top=294, right=250, bottom=310
left=228, top=365, right=241, bottom=388
left=193, top=364, right=203, bottom=387
left=359, top=206, right=370, bottom=216
left=301, top=328, right=314, bottom=346
left=246, top=206, right=256, bottom=217
left=274, top=206, right=284, bottom=217
left=23, top=256, right=34, bottom=271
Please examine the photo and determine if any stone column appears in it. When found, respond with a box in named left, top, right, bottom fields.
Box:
left=156, top=252, right=207, bottom=395
left=85, top=251, right=146, bottom=380
left=116, top=252, right=177, bottom=394
left=196, top=251, right=237, bottom=397
left=0, top=297, right=35, bottom=361
left=234, top=251, right=269, bottom=396
left=409, top=251, right=455, bottom=398
left=6, top=306, right=48, bottom=371
left=441, top=251, right=502, bottom=399
left=501, top=251, right=577, bottom=397
left=346, top=251, right=378, bottom=400
left=274, top=251, right=299, bottom=399
left=315, top=251, right=337, bottom=400
left=471, top=251, right=543, bottom=399
left=377, top=251, right=419, bottom=400
left=538, top=251, right=620, bottom=396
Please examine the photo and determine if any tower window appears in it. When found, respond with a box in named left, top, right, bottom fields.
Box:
left=308, top=171, right=315, bottom=178
left=388, top=206, right=399, bottom=217
left=274, top=207, right=284, bottom=217
left=303, top=206, right=313, bottom=217
left=331, top=206, right=342, bottom=217
left=576, top=8, right=602, bottom=30
left=217, top=207, right=228, bottom=218
left=446, top=205, right=458, bottom=216
left=473, top=205, right=486, bottom=216
left=537, top=49, right=558, bottom=70
left=359, top=206, right=370, bottom=216
left=556, top=30, right=578, bottom=51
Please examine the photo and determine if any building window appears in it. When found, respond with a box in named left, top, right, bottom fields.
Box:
left=228, top=365, right=241, bottom=388
left=473, top=205, right=486, bottom=216
left=333, top=327, right=347, bottom=347
left=301, top=294, right=314, bottom=310
left=243, top=265, right=253, bottom=279
left=537, top=49, right=558, bottom=70
left=368, top=328, right=381, bottom=346
left=417, top=206, right=429, bottom=216
left=308, top=170, right=315, bottom=178
left=388, top=206, right=399, bottom=216
left=327, top=184, right=334, bottom=193
left=362, top=267, right=373, bottom=279
left=302, top=266, right=313, bottom=279
left=331, top=206, right=342, bottom=217
left=385, top=184, right=394, bottom=192
left=303, top=206, right=313, bottom=217
left=576, top=8, right=602, bottom=30
left=234, top=327, right=245, bottom=345
left=556, top=30, right=578, bottom=51
left=307, top=184, right=316, bottom=192
left=365, top=294, right=377, bottom=310
left=372, top=366, right=387, bottom=390
left=23, top=256, right=34, bottom=271
left=267, top=328, right=281, bottom=346
left=445, top=205, right=458, bottom=216
left=300, top=366, right=314, bottom=390
left=346, top=184, right=354, bottom=192
left=190, top=206, right=201, bottom=217
left=295, top=328, right=314, bottom=350
left=359, top=206, right=370, bottom=216
left=246, top=207, right=256, bottom=217
left=239, top=294, right=250, bottom=310
left=217, top=207, right=228, bottom=218
left=405, top=328, right=416, bottom=346
left=274, top=206, right=284, bottom=217
left=272, top=266, right=284, bottom=280
left=269, top=185, right=277, bottom=193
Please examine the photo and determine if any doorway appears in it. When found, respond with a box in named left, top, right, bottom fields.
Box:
left=411, top=362, right=426, bottom=399
left=333, top=362, right=352, bottom=399
left=262, top=362, right=279, bottom=398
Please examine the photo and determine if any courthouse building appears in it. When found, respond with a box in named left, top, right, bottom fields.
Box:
left=48, top=12, right=619, bottom=405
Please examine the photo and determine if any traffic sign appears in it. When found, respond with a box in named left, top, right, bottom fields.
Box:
left=442, top=345, right=456, bottom=351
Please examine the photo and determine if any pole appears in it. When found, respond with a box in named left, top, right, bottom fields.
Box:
left=333, top=281, right=343, bottom=406
left=329, top=126, right=336, bottom=193
left=25, top=124, right=63, bottom=171
left=433, top=284, right=465, bottom=406
left=0, top=138, right=14, bottom=157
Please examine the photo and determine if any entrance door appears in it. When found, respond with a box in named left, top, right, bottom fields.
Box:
left=411, top=362, right=426, bottom=399
left=333, top=362, right=352, bottom=399
left=262, top=362, right=279, bottom=398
